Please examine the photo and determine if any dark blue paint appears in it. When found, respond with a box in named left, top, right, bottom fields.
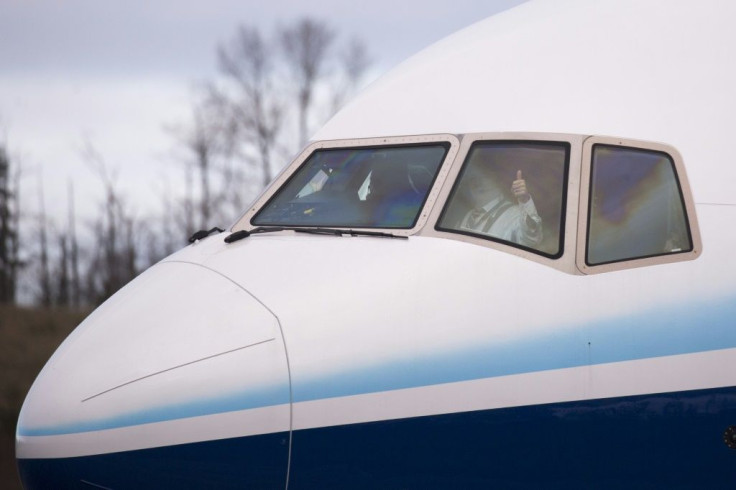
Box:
left=289, top=387, right=736, bottom=489
left=18, top=386, right=736, bottom=489
left=17, top=431, right=289, bottom=490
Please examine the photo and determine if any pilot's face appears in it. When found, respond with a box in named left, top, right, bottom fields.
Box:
left=468, top=173, right=501, bottom=205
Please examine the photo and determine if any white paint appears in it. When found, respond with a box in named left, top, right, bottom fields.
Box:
left=18, top=347, right=736, bottom=459
left=170, top=204, right=735, bottom=387
left=18, top=261, right=289, bottom=436
left=293, top=347, right=736, bottom=430
left=315, top=0, right=736, bottom=205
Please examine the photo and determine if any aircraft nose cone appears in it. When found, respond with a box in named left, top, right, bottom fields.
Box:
left=16, top=261, right=290, bottom=465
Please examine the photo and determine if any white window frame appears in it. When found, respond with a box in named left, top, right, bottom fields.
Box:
left=421, top=132, right=585, bottom=274
left=231, top=132, right=701, bottom=276
left=231, top=134, right=461, bottom=237
left=575, top=136, right=702, bottom=274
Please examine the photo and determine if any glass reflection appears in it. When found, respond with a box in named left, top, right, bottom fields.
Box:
left=438, top=141, right=569, bottom=258
left=587, top=146, right=691, bottom=265
left=253, top=144, right=448, bottom=228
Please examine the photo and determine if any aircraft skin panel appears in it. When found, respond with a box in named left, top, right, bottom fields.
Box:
left=171, top=206, right=734, bottom=409
left=18, top=200, right=727, bottom=449
left=284, top=294, right=736, bottom=407
left=17, top=430, right=290, bottom=490
left=313, top=0, right=736, bottom=206
left=16, top=386, right=736, bottom=489
left=15, top=403, right=290, bottom=460
left=287, top=386, right=736, bottom=489
left=15, top=260, right=292, bottom=472
left=16, top=206, right=735, bottom=464
left=16, top=344, right=736, bottom=460
left=291, top=348, right=736, bottom=432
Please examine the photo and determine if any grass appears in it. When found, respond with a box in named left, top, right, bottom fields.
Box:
left=0, top=304, right=90, bottom=490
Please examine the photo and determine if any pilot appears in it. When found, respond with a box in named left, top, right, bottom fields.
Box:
left=366, top=160, right=424, bottom=227
left=459, top=167, right=543, bottom=247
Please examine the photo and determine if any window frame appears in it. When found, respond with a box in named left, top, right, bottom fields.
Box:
left=434, top=139, right=572, bottom=259
left=231, top=134, right=461, bottom=236
left=231, top=132, right=701, bottom=276
left=576, top=136, right=702, bottom=274
left=421, top=132, right=584, bottom=273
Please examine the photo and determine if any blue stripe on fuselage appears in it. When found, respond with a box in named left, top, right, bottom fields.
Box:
left=17, top=383, right=290, bottom=437
left=293, top=294, right=736, bottom=402
left=18, top=386, right=736, bottom=489
left=19, top=294, right=736, bottom=436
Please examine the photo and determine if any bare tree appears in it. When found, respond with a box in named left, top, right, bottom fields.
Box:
left=67, top=181, right=81, bottom=307
left=0, top=144, right=22, bottom=304
left=55, top=233, right=70, bottom=306
left=9, top=154, right=21, bottom=302
left=81, top=142, right=142, bottom=305
left=216, top=25, right=284, bottom=188
left=36, top=172, right=52, bottom=307
left=331, top=37, right=372, bottom=114
left=165, top=17, right=372, bottom=245
left=281, top=18, right=335, bottom=146
left=167, top=94, right=242, bottom=235
left=0, top=147, right=11, bottom=302
left=181, top=162, right=196, bottom=238
left=194, top=107, right=214, bottom=228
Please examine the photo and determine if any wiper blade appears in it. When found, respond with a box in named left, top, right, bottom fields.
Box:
left=224, top=226, right=407, bottom=243
left=189, top=227, right=224, bottom=243
left=224, top=226, right=288, bottom=243
left=294, top=228, right=407, bottom=239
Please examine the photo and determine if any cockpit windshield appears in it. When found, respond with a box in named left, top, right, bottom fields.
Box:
left=252, top=144, right=449, bottom=228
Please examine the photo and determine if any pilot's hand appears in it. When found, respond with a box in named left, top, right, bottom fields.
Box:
left=511, top=170, right=530, bottom=203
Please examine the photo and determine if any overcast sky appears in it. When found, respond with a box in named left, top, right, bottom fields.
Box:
left=0, top=0, right=526, bottom=225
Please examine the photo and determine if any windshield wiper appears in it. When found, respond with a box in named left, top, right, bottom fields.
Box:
left=224, top=227, right=288, bottom=243
left=188, top=227, right=225, bottom=243
left=295, top=228, right=407, bottom=239
left=224, top=226, right=407, bottom=243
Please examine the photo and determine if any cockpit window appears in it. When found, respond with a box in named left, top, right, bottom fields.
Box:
left=437, top=141, right=569, bottom=258
left=252, top=144, right=449, bottom=228
left=586, top=145, right=692, bottom=265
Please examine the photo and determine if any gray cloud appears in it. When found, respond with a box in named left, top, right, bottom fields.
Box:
left=1, top=0, right=526, bottom=77
left=0, top=0, right=527, bottom=225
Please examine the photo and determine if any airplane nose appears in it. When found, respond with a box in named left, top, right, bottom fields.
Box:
left=15, top=261, right=291, bottom=489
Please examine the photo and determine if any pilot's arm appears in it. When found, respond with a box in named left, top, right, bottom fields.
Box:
left=511, top=170, right=543, bottom=246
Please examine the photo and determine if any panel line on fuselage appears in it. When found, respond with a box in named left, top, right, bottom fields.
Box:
left=81, top=338, right=277, bottom=403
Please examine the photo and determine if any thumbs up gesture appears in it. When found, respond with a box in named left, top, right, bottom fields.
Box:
left=511, top=170, right=530, bottom=203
